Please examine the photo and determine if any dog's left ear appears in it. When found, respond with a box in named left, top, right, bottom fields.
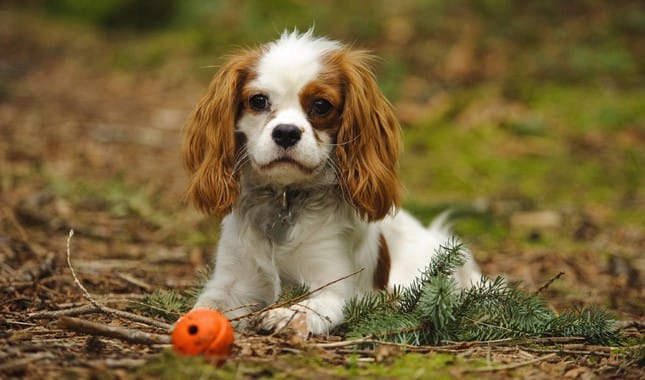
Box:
left=183, top=50, right=258, bottom=216
left=332, top=50, right=402, bottom=222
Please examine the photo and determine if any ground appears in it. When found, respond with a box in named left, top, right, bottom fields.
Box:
left=1, top=3, right=643, bottom=379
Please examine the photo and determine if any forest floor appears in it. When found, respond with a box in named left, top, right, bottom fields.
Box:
left=1, top=6, right=643, bottom=379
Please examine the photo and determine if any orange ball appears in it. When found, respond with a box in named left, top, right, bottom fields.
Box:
left=171, top=309, right=234, bottom=358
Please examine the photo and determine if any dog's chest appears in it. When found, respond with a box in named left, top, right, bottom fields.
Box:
left=263, top=189, right=298, bottom=244
left=239, top=187, right=339, bottom=245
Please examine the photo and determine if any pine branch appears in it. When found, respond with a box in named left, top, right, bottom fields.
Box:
left=340, top=241, right=621, bottom=347
left=452, top=277, right=554, bottom=341
left=345, top=310, right=424, bottom=345
left=417, top=274, right=458, bottom=344
left=143, top=289, right=193, bottom=321
left=398, top=238, right=466, bottom=314
left=140, top=267, right=209, bottom=322
left=543, top=306, right=620, bottom=345
left=342, top=289, right=402, bottom=326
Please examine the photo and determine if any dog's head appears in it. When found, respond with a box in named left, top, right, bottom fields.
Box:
left=184, top=30, right=401, bottom=222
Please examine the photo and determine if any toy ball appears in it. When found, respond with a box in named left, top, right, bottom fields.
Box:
left=171, top=308, right=234, bottom=358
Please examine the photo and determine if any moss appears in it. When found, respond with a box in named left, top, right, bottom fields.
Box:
left=138, top=350, right=467, bottom=379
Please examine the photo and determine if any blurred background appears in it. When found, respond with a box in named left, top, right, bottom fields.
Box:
left=1, top=0, right=643, bottom=319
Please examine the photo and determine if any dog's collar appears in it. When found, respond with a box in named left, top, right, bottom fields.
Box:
left=268, top=187, right=300, bottom=244
left=280, top=188, right=299, bottom=213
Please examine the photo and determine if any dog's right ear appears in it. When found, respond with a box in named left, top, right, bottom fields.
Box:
left=332, top=49, right=402, bottom=222
left=183, top=50, right=258, bottom=215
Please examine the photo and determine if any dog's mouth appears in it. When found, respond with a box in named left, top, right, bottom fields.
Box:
left=258, top=157, right=316, bottom=174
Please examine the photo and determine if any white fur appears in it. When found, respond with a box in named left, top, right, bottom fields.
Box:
left=193, top=31, right=481, bottom=337
left=238, top=31, right=340, bottom=186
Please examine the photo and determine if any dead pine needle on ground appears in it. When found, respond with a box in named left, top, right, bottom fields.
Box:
left=1, top=2, right=643, bottom=379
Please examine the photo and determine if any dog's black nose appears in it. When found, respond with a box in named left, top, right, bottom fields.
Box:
left=271, top=124, right=302, bottom=148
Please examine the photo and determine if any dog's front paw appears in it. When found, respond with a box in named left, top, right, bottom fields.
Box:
left=192, top=297, right=223, bottom=311
left=254, top=306, right=311, bottom=338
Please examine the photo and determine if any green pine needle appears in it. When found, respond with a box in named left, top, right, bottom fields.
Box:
left=341, top=242, right=621, bottom=346
left=278, top=284, right=310, bottom=304
left=141, top=266, right=210, bottom=322
left=418, top=274, right=458, bottom=344
left=143, top=289, right=193, bottom=321
left=398, top=238, right=467, bottom=314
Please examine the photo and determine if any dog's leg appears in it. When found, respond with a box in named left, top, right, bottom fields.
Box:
left=193, top=236, right=275, bottom=328
left=254, top=238, right=359, bottom=337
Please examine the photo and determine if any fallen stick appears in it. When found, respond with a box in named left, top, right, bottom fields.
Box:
left=30, top=304, right=171, bottom=331
left=535, top=272, right=565, bottom=295
left=29, top=304, right=99, bottom=319
left=519, top=345, right=611, bottom=357
left=58, top=316, right=171, bottom=345
left=66, top=230, right=103, bottom=311
left=101, top=306, right=172, bottom=331
left=0, top=353, right=56, bottom=374
left=64, top=230, right=172, bottom=331
left=462, top=353, right=557, bottom=373
left=115, top=272, right=154, bottom=291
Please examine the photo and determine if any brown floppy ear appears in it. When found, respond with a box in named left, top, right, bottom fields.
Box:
left=183, top=50, right=258, bottom=215
left=333, top=50, right=402, bottom=222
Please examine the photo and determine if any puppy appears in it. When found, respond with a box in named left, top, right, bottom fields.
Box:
left=183, top=30, right=481, bottom=336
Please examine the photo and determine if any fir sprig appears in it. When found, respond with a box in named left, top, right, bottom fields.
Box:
left=143, top=289, right=193, bottom=321
left=341, top=241, right=620, bottom=346
left=398, top=239, right=467, bottom=314
left=141, top=266, right=211, bottom=321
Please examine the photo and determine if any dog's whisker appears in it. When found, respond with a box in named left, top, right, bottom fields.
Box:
left=230, top=151, right=250, bottom=178
left=323, top=134, right=362, bottom=147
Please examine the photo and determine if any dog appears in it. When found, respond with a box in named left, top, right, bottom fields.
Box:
left=183, top=30, right=481, bottom=336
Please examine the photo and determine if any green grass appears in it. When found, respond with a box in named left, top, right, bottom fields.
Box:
left=138, top=349, right=465, bottom=379
left=400, top=83, right=644, bottom=224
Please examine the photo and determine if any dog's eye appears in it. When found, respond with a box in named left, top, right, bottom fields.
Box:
left=249, top=94, right=270, bottom=111
left=311, top=99, right=333, bottom=116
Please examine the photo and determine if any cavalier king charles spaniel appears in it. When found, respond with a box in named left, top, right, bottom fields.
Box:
left=183, top=30, right=481, bottom=336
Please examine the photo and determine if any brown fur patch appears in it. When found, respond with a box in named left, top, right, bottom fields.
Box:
left=323, top=49, right=402, bottom=222
left=373, top=234, right=391, bottom=290
left=298, top=80, right=343, bottom=132
left=183, top=49, right=260, bottom=215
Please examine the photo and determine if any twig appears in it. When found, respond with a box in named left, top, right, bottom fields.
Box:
left=315, top=336, right=375, bottom=348
left=58, top=316, right=171, bottom=345
left=520, top=345, right=611, bottom=357
left=316, top=337, right=446, bottom=353
left=88, top=358, right=147, bottom=369
left=223, top=302, right=262, bottom=315
left=102, top=306, right=172, bottom=331
left=0, top=353, right=57, bottom=373
left=462, top=353, right=557, bottom=373
left=231, top=268, right=364, bottom=322
left=443, top=336, right=583, bottom=347
left=535, top=272, right=565, bottom=295
left=115, top=272, right=153, bottom=291
left=441, top=338, right=514, bottom=347
left=29, top=304, right=99, bottom=319
left=520, top=336, right=585, bottom=344
left=64, top=230, right=172, bottom=331
left=66, top=230, right=103, bottom=310
left=30, top=303, right=172, bottom=330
